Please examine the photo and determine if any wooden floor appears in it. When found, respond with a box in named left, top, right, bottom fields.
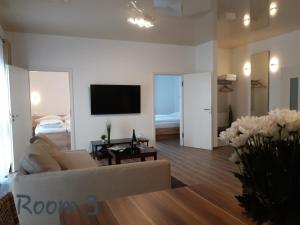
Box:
left=97, top=139, right=241, bottom=196
left=156, top=139, right=242, bottom=196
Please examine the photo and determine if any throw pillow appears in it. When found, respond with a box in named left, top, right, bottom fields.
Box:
left=30, top=134, right=61, bottom=157
left=21, top=142, right=62, bottom=174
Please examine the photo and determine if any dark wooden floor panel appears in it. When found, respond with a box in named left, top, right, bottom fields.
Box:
left=155, top=140, right=241, bottom=196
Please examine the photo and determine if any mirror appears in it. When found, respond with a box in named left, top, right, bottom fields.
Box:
left=251, top=51, right=270, bottom=116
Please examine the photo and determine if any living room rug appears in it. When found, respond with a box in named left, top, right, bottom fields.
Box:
left=171, top=176, right=186, bottom=189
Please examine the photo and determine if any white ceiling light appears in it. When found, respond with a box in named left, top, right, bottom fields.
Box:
left=243, top=62, right=251, bottom=77
left=269, top=2, right=278, bottom=17
left=243, top=14, right=251, bottom=27
left=128, top=1, right=154, bottom=29
left=128, top=17, right=154, bottom=28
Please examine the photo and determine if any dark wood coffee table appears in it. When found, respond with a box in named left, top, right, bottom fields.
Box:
left=90, top=138, right=149, bottom=159
left=107, top=146, right=157, bottom=165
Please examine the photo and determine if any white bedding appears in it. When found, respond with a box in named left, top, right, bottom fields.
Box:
left=155, top=112, right=180, bottom=128
left=35, top=125, right=70, bottom=135
left=35, top=118, right=71, bottom=135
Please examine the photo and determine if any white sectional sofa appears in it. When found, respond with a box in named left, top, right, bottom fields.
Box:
left=12, top=135, right=171, bottom=225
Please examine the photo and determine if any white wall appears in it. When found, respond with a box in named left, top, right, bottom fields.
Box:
left=154, top=75, right=181, bottom=115
left=230, top=29, right=300, bottom=119
left=195, top=41, right=215, bottom=72
left=8, top=32, right=196, bottom=149
left=29, top=71, right=70, bottom=116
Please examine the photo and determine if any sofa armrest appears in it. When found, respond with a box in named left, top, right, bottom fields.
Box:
left=13, top=160, right=171, bottom=225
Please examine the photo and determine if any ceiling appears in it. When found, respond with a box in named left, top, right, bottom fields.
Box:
left=0, top=0, right=213, bottom=46
left=0, top=0, right=300, bottom=48
left=217, top=0, right=300, bottom=48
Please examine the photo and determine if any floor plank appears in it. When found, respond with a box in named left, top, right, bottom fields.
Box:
left=155, top=139, right=241, bottom=196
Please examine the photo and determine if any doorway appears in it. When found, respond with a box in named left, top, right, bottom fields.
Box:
left=29, top=71, right=72, bottom=150
left=154, top=75, right=182, bottom=145
left=154, top=72, right=213, bottom=150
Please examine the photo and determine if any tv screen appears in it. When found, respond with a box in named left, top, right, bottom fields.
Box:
left=90, top=85, right=141, bottom=115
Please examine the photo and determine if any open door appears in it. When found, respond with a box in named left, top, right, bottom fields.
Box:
left=183, top=72, right=212, bottom=150
left=9, top=66, right=32, bottom=171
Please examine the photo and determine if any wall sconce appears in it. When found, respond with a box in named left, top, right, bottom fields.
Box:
left=243, top=62, right=251, bottom=77
left=270, top=57, right=279, bottom=73
left=243, top=14, right=251, bottom=27
left=269, top=2, right=278, bottom=17
left=31, top=91, right=41, bottom=105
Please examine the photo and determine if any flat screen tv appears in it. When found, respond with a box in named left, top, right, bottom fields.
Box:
left=90, top=85, right=141, bottom=115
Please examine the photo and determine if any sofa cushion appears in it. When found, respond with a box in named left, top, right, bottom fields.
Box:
left=54, top=150, right=98, bottom=170
left=21, top=141, right=62, bottom=174
left=30, top=134, right=60, bottom=157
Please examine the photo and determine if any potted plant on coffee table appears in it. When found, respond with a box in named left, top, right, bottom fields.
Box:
left=100, top=134, right=107, bottom=143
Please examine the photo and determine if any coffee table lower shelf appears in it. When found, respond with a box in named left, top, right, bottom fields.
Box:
left=108, top=148, right=157, bottom=165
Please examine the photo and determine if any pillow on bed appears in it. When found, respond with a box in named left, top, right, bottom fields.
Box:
left=170, top=112, right=180, bottom=117
left=63, top=114, right=70, bottom=120
left=39, top=119, right=64, bottom=127
left=35, top=115, right=62, bottom=123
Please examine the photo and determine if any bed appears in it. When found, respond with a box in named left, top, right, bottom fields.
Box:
left=155, top=112, right=180, bottom=128
left=155, top=112, right=180, bottom=140
left=35, top=120, right=70, bottom=135
left=32, top=115, right=71, bottom=149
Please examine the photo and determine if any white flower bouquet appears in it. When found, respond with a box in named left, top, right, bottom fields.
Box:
left=220, top=109, right=300, bottom=225
left=220, top=109, right=300, bottom=162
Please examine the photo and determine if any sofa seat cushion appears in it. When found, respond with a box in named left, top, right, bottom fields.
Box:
left=54, top=150, right=98, bottom=170
left=21, top=141, right=62, bottom=174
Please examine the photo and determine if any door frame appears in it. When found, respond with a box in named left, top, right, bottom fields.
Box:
left=152, top=73, right=183, bottom=146
left=28, top=67, right=76, bottom=149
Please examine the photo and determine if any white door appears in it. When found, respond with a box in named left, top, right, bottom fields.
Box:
left=183, top=73, right=212, bottom=150
left=9, top=66, right=32, bottom=171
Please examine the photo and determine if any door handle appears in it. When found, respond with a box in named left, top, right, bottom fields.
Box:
left=203, top=109, right=211, bottom=111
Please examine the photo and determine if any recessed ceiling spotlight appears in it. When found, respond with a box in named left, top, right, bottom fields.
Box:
left=269, top=2, right=278, bottom=17
left=243, top=14, right=251, bottom=27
